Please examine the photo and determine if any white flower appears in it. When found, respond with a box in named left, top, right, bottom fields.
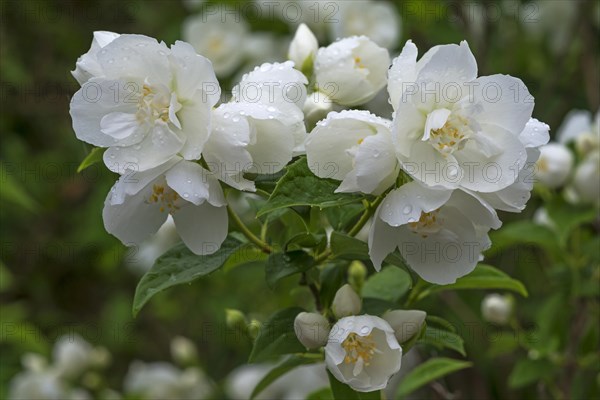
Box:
left=306, top=110, right=399, bottom=195
left=303, top=91, right=333, bottom=128
left=124, top=361, right=212, bottom=400
left=481, top=293, right=513, bottom=325
left=71, top=31, right=120, bottom=85
left=329, top=1, right=401, bottom=49
left=126, top=215, right=179, bottom=274
left=183, top=12, right=249, bottom=77
left=369, top=182, right=500, bottom=284
left=325, top=315, right=402, bottom=392
left=294, top=312, right=331, bottom=349
left=102, top=157, right=227, bottom=255
left=170, top=336, right=198, bottom=366
left=8, top=370, right=69, bottom=400
left=390, top=40, right=535, bottom=192
left=53, top=335, right=93, bottom=379
left=557, top=109, right=599, bottom=157
left=476, top=118, right=550, bottom=212
left=571, top=151, right=600, bottom=204
left=331, top=284, right=362, bottom=319
left=535, top=143, right=574, bottom=188
left=288, top=23, right=318, bottom=71
left=70, top=35, right=221, bottom=174
left=315, top=36, right=390, bottom=106
left=533, top=207, right=556, bottom=230
left=382, top=310, right=427, bottom=343
left=206, top=61, right=307, bottom=188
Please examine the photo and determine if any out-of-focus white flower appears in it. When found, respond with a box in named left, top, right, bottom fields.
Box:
left=325, top=315, right=402, bottom=392
left=70, top=34, right=221, bottom=174
left=481, top=293, right=513, bottom=325
left=571, top=151, right=600, bottom=204
left=533, top=207, right=556, bottom=230
left=294, top=312, right=330, bottom=349
left=183, top=12, right=249, bottom=77
left=389, top=40, right=536, bottom=192
left=124, top=361, right=212, bottom=400
left=53, top=335, right=93, bottom=379
left=126, top=215, right=179, bottom=274
left=315, top=36, right=390, bottom=106
left=476, top=118, right=550, bottom=212
left=382, top=310, right=427, bottom=343
left=171, top=336, right=198, bottom=366
left=208, top=61, right=308, bottom=188
left=21, top=353, right=48, bottom=373
left=369, top=182, right=500, bottom=284
left=535, top=143, right=574, bottom=188
left=331, top=284, right=362, bottom=319
left=225, top=364, right=274, bottom=400
left=557, top=109, right=600, bottom=157
left=102, top=158, right=227, bottom=255
left=288, top=23, right=318, bottom=71
left=72, top=31, right=120, bottom=85
left=8, top=369, right=68, bottom=400
left=306, top=110, right=399, bottom=195
left=303, top=91, right=333, bottom=128
left=330, top=1, right=401, bottom=50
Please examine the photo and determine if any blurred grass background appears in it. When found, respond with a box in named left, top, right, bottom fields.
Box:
left=1, top=0, right=598, bottom=398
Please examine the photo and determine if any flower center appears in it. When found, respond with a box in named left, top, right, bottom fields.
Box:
left=536, top=157, right=549, bottom=173
left=342, top=332, right=378, bottom=367
left=408, top=210, right=443, bottom=238
left=148, top=184, right=181, bottom=213
left=137, top=84, right=179, bottom=126
left=429, top=115, right=472, bottom=156
left=354, top=56, right=366, bottom=69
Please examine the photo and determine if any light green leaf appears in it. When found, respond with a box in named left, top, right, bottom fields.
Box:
left=417, top=264, right=528, bottom=301
left=418, top=326, right=466, bottom=356
left=257, top=158, right=364, bottom=217
left=265, top=251, right=314, bottom=288
left=307, top=387, right=334, bottom=400
left=508, top=359, right=558, bottom=388
left=251, top=355, right=319, bottom=399
left=362, top=266, right=412, bottom=302
left=327, top=371, right=381, bottom=400
left=396, top=358, right=472, bottom=398
left=132, top=237, right=243, bottom=316
left=249, top=307, right=306, bottom=362
left=77, top=147, right=106, bottom=173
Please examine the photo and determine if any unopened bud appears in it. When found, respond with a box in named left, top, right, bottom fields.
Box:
left=348, top=261, right=367, bottom=294
left=294, top=312, right=330, bottom=349
left=331, top=284, right=362, bottom=319
left=288, top=23, right=318, bottom=74
left=481, top=294, right=513, bottom=325
left=226, top=309, right=248, bottom=333
left=382, top=310, right=427, bottom=343
left=248, top=319, right=261, bottom=340
left=170, top=336, right=198, bottom=365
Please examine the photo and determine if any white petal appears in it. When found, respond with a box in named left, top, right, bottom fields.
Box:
left=354, top=132, right=398, bottom=195
left=557, top=109, right=592, bottom=144
left=100, top=112, right=145, bottom=144
left=165, top=161, right=210, bottom=206
left=416, top=41, right=477, bottom=86
left=519, top=118, right=550, bottom=148
left=388, top=40, right=418, bottom=111
left=169, top=40, right=220, bottom=104
left=422, top=108, right=451, bottom=141
left=177, top=92, right=213, bottom=160
left=368, top=207, right=401, bottom=271
left=172, top=202, right=228, bottom=255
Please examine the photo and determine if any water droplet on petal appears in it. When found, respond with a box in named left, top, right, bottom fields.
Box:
left=403, top=205, right=412, bottom=214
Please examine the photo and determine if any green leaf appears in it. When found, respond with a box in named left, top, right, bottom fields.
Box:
left=319, top=262, right=348, bottom=310
left=132, top=237, right=243, bottom=316
left=249, top=307, right=306, bottom=363
left=324, top=204, right=365, bottom=231
left=330, top=232, right=407, bottom=269
left=508, top=359, right=558, bottom=388
left=77, top=147, right=106, bottom=173
left=488, top=221, right=559, bottom=257
left=307, top=387, right=334, bottom=400
left=362, top=266, right=412, bottom=302
left=418, top=326, right=466, bottom=356
left=265, top=251, right=315, bottom=288
left=257, top=158, right=364, bottom=217
left=286, top=232, right=326, bottom=250
left=361, top=298, right=397, bottom=315
left=396, top=358, right=472, bottom=398
left=0, top=163, right=38, bottom=212
left=222, top=244, right=268, bottom=272
left=417, top=264, right=528, bottom=302
left=327, top=371, right=381, bottom=400
left=546, top=197, right=598, bottom=243
left=251, top=355, right=319, bottom=399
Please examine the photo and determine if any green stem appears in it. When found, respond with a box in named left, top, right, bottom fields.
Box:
left=227, top=205, right=273, bottom=254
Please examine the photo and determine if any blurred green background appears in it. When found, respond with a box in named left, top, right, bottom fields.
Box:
left=1, top=0, right=598, bottom=399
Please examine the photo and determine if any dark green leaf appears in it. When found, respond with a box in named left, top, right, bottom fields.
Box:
left=307, top=387, right=334, bottom=400
left=257, top=158, right=364, bottom=217
left=327, top=371, right=381, bottom=400
left=546, top=196, right=598, bottom=243
left=508, top=359, right=557, bottom=388
left=418, top=326, right=466, bottom=356
left=361, top=298, right=397, bottom=315
left=286, top=232, right=326, bottom=250
left=396, top=358, right=472, bottom=398
left=319, top=262, right=348, bottom=310
left=251, top=355, right=319, bottom=399
left=265, top=251, right=314, bottom=288
left=362, top=267, right=412, bottom=302
left=132, top=237, right=243, bottom=316
left=330, top=232, right=407, bottom=269
left=417, top=264, right=528, bottom=301
left=488, top=221, right=559, bottom=257
left=77, top=147, right=105, bottom=173
left=249, top=307, right=306, bottom=362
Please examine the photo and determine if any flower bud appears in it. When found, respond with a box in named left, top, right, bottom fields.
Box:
left=288, top=23, right=318, bottom=74
left=247, top=319, right=261, bottom=340
left=294, top=312, right=330, bottom=349
left=481, top=294, right=513, bottom=325
left=225, top=309, right=248, bottom=333
left=382, top=310, right=427, bottom=343
left=170, top=336, right=198, bottom=366
left=575, top=132, right=599, bottom=157
left=331, top=284, right=362, bottom=319
left=303, top=91, right=333, bottom=129
left=348, top=261, right=367, bottom=295
left=535, top=143, right=574, bottom=188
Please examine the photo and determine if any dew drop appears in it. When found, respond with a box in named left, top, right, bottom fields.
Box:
left=183, top=193, right=190, bottom=198
left=360, top=326, right=369, bottom=335
left=403, top=205, right=412, bottom=214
